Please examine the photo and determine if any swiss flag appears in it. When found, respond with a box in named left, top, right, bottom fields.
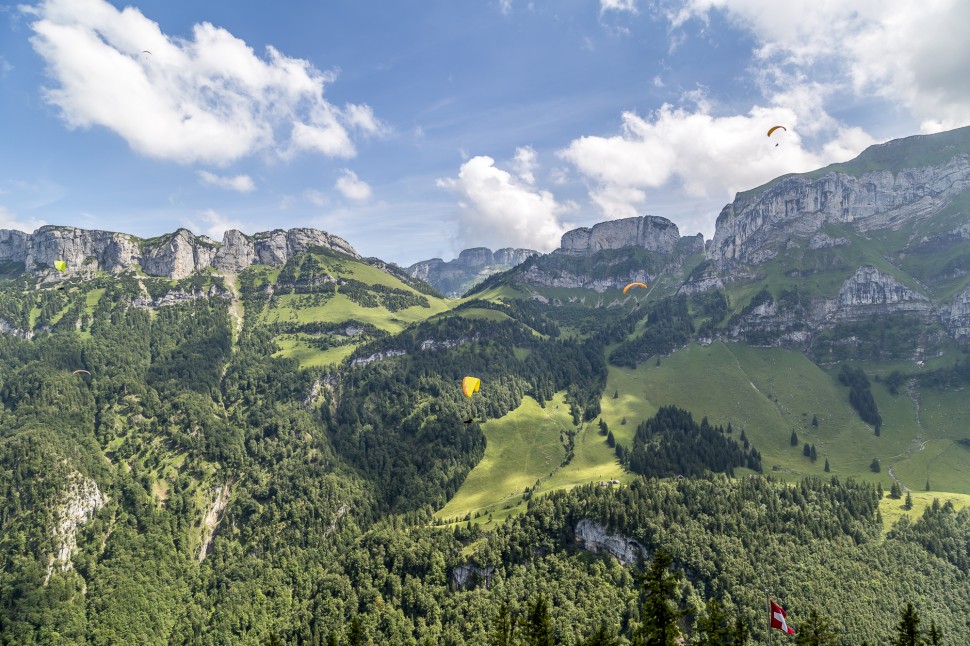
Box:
left=770, top=600, right=796, bottom=635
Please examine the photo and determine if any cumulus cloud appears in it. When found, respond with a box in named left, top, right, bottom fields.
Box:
left=0, top=206, right=45, bottom=232
left=23, top=0, right=385, bottom=165
left=669, top=0, right=970, bottom=133
left=437, top=155, right=571, bottom=252
left=197, top=170, right=255, bottom=192
left=183, top=208, right=245, bottom=240
left=335, top=170, right=372, bottom=201
left=559, top=100, right=877, bottom=219
left=511, top=146, right=538, bottom=184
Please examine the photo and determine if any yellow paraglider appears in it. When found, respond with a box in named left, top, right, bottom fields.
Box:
left=623, top=282, right=648, bottom=295
left=461, top=376, right=481, bottom=398
left=767, top=125, right=787, bottom=137
left=53, top=260, right=66, bottom=272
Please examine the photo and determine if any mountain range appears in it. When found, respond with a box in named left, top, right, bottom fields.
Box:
left=1, top=125, right=969, bottom=644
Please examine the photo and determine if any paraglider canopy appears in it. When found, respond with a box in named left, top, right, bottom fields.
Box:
left=767, top=125, right=787, bottom=137
left=623, top=282, right=648, bottom=295
left=461, top=376, right=481, bottom=398
left=53, top=260, right=66, bottom=272
left=72, top=369, right=91, bottom=376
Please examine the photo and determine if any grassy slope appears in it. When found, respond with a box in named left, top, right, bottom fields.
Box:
left=265, top=254, right=454, bottom=367
left=436, top=391, right=630, bottom=525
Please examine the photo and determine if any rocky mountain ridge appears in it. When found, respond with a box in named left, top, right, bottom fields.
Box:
left=0, top=226, right=358, bottom=280
left=405, top=247, right=538, bottom=297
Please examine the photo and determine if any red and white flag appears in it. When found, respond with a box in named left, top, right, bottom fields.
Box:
left=770, top=600, right=796, bottom=635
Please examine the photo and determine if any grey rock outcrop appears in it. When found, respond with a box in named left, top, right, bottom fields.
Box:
left=940, top=285, right=970, bottom=338
left=836, top=266, right=929, bottom=314
left=558, top=215, right=681, bottom=255
left=0, top=225, right=360, bottom=280
left=710, top=155, right=970, bottom=267
left=46, top=473, right=107, bottom=584
left=405, top=247, right=538, bottom=297
left=574, top=518, right=647, bottom=565
left=451, top=564, right=495, bottom=590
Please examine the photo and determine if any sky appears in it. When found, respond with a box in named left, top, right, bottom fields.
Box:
left=1, top=0, right=968, bottom=267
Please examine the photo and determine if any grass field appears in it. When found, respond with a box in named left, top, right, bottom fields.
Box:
left=600, top=341, right=970, bottom=491
left=880, top=491, right=970, bottom=533
left=436, top=391, right=630, bottom=526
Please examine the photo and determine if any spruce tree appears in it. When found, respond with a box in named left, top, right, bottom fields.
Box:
left=926, top=619, right=942, bottom=645
left=348, top=617, right=364, bottom=646
left=890, top=482, right=902, bottom=499
left=893, top=603, right=921, bottom=646
left=521, top=594, right=555, bottom=646
left=870, top=457, right=881, bottom=473
left=824, top=458, right=830, bottom=472
left=632, top=548, right=684, bottom=646
left=904, top=492, right=913, bottom=510
left=810, top=445, right=817, bottom=462
left=811, top=414, right=818, bottom=428
left=732, top=613, right=750, bottom=645
left=794, top=608, right=838, bottom=646
left=804, top=443, right=812, bottom=458
left=490, top=601, right=516, bottom=646
left=582, top=621, right=619, bottom=646
left=694, top=597, right=732, bottom=646
left=791, top=430, right=799, bottom=446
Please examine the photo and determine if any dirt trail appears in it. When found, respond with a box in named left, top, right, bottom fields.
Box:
left=888, top=379, right=927, bottom=492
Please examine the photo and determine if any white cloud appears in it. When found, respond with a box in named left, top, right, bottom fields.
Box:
left=601, top=0, right=638, bottom=13
left=24, top=0, right=383, bottom=165
left=0, top=56, right=12, bottom=77
left=499, top=0, right=512, bottom=14
left=335, top=170, right=372, bottom=201
left=437, top=155, right=571, bottom=252
left=559, top=100, right=876, bottom=219
left=183, top=208, right=245, bottom=240
left=197, top=170, right=255, bottom=192
left=0, top=206, right=45, bottom=232
left=511, top=146, right=538, bottom=184
left=668, top=0, right=970, bottom=133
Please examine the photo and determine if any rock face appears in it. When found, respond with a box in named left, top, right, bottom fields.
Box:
left=46, top=473, right=108, bottom=584
left=451, top=564, right=495, bottom=590
left=558, top=215, right=681, bottom=255
left=836, top=266, right=929, bottom=315
left=405, top=247, right=538, bottom=297
left=709, top=154, right=970, bottom=267
left=0, top=226, right=360, bottom=279
left=574, top=518, right=647, bottom=565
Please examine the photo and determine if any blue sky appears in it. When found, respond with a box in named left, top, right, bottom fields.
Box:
left=1, top=0, right=968, bottom=266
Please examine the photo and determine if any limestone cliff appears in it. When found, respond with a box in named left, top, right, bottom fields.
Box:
left=45, top=472, right=108, bottom=585
left=0, top=225, right=359, bottom=280
left=405, top=247, right=537, bottom=297
left=558, top=215, right=681, bottom=255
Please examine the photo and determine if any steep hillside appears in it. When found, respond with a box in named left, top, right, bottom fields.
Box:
left=405, top=246, right=537, bottom=297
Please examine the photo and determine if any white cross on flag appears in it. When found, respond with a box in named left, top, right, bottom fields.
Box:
left=770, top=600, right=796, bottom=635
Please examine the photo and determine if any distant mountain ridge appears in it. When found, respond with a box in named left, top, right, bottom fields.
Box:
left=0, top=226, right=358, bottom=280
left=405, top=247, right=538, bottom=297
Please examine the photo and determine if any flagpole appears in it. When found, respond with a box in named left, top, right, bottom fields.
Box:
left=766, top=590, right=772, bottom=646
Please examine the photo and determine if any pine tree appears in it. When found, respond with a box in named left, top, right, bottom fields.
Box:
left=613, top=389, right=619, bottom=399
left=890, top=482, right=902, bottom=499
left=521, top=594, right=555, bottom=646
left=794, top=608, right=838, bottom=646
left=904, top=492, right=913, bottom=510
left=870, top=457, right=881, bottom=473
left=810, top=445, right=817, bottom=463
left=732, top=613, right=750, bottom=645
left=926, top=619, right=942, bottom=645
left=811, top=414, right=818, bottom=428
left=632, top=549, right=684, bottom=646
left=582, top=621, right=620, bottom=646
left=490, top=601, right=517, bottom=646
left=694, top=597, right=732, bottom=646
left=824, top=458, right=830, bottom=472
left=607, top=430, right=616, bottom=447
left=348, top=617, right=364, bottom=646
left=325, top=634, right=339, bottom=646
left=893, top=603, right=921, bottom=646
left=791, top=430, right=799, bottom=446
left=804, top=443, right=812, bottom=458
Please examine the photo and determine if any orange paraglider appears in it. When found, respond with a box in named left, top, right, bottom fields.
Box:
left=623, top=282, right=648, bottom=295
